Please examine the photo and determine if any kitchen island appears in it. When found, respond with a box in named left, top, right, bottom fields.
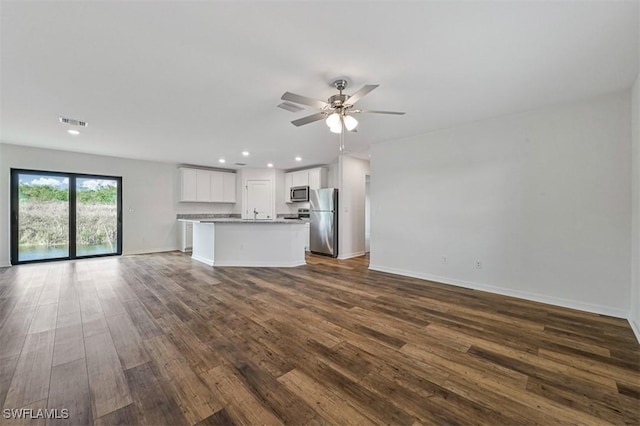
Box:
left=178, top=218, right=307, bottom=267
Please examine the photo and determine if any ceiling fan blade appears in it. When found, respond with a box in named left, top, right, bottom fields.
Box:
left=291, top=112, right=326, bottom=127
left=357, top=109, right=405, bottom=115
left=277, top=102, right=305, bottom=112
left=345, top=84, right=379, bottom=106
left=281, top=92, right=328, bottom=109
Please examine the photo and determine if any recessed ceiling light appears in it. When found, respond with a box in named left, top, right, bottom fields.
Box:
left=218, top=158, right=226, bottom=164
left=295, top=157, right=302, bottom=162
left=267, top=163, right=273, bottom=168
left=67, top=129, right=80, bottom=135
left=242, top=151, right=250, bottom=156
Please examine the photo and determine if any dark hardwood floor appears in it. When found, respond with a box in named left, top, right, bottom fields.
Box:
left=0, top=252, right=638, bottom=425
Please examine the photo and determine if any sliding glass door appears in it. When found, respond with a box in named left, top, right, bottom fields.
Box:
left=14, top=171, right=70, bottom=261
left=76, top=177, right=120, bottom=256
left=11, top=169, right=122, bottom=264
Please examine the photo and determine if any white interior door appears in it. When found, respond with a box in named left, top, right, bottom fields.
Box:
left=246, top=180, right=272, bottom=220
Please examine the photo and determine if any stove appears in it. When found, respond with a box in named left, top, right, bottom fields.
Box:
left=297, top=208, right=310, bottom=219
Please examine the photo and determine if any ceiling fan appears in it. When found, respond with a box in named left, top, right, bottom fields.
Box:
left=279, top=79, right=405, bottom=133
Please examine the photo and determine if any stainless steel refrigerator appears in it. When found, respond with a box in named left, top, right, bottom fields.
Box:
left=309, top=188, right=338, bottom=257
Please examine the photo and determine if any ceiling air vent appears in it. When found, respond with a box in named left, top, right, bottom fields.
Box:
left=234, top=163, right=246, bottom=166
left=277, top=102, right=304, bottom=113
left=59, top=116, right=88, bottom=127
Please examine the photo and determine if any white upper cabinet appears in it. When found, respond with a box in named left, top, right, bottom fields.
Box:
left=291, top=170, right=309, bottom=187
left=284, top=173, right=293, bottom=203
left=179, top=167, right=237, bottom=203
left=308, top=168, right=327, bottom=190
left=210, top=172, right=224, bottom=202
left=284, top=167, right=328, bottom=203
left=180, top=168, right=198, bottom=201
left=222, top=172, right=236, bottom=203
left=196, top=170, right=211, bottom=202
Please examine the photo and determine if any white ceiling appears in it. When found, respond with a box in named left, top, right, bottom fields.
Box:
left=1, top=1, right=638, bottom=170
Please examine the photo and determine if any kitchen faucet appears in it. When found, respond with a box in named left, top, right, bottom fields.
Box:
left=253, top=208, right=258, bottom=220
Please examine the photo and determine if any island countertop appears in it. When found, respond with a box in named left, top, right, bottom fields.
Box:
left=179, top=217, right=307, bottom=267
left=178, top=218, right=307, bottom=224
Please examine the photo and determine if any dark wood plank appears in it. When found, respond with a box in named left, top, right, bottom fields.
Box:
left=124, top=362, right=188, bottom=426
left=84, top=331, right=133, bottom=419
left=230, top=359, right=318, bottom=425
left=51, top=324, right=85, bottom=367
left=121, top=299, right=163, bottom=340
left=0, top=251, right=637, bottom=425
left=92, top=403, right=139, bottom=426
left=142, top=335, right=222, bottom=424
left=0, top=306, right=36, bottom=360
left=105, top=314, right=149, bottom=370
left=3, top=330, right=55, bottom=409
left=278, top=368, right=376, bottom=424
left=200, top=364, right=283, bottom=426
left=194, top=408, right=236, bottom=426
left=6, top=398, right=48, bottom=426
left=47, top=358, right=92, bottom=426
left=0, top=354, right=19, bottom=408
left=27, top=304, right=57, bottom=335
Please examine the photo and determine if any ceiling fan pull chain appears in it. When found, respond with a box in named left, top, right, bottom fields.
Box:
left=339, top=117, right=346, bottom=152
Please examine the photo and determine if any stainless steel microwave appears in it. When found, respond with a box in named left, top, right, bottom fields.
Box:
left=290, top=185, right=309, bottom=202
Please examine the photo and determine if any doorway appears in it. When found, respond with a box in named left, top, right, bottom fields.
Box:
left=244, top=180, right=273, bottom=220
left=10, top=169, right=122, bottom=264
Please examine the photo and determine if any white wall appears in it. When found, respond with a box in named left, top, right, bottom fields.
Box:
left=338, top=155, right=370, bottom=259
left=0, top=143, right=235, bottom=266
left=631, top=73, right=640, bottom=339
left=326, top=161, right=339, bottom=188
left=370, top=92, right=632, bottom=317
left=365, top=175, right=371, bottom=253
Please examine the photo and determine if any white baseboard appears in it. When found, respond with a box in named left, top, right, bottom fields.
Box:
left=213, top=259, right=306, bottom=267
left=123, top=247, right=178, bottom=256
left=629, top=318, right=640, bottom=344
left=338, top=251, right=365, bottom=260
left=191, top=254, right=214, bottom=266
left=369, top=264, right=628, bottom=319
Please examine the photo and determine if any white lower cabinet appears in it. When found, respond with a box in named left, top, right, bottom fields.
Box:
left=180, top=221, right=193, bottom=252
left=305, top=222, right=310, bottom=251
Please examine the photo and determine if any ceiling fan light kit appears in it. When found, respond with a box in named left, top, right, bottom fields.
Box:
left=343, top=115, right=358, bottom=131
left=326, top=112, right=341, bottom=128
left=325, top=112, right=358, bottom=134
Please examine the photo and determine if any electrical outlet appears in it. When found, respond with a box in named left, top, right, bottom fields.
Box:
left=475, top=261, right=482, bottom=269
left=442, top=256, right=448, bottom=264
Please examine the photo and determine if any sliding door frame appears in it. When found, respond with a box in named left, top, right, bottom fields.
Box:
left=10, top=168, right=123, bottom=265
